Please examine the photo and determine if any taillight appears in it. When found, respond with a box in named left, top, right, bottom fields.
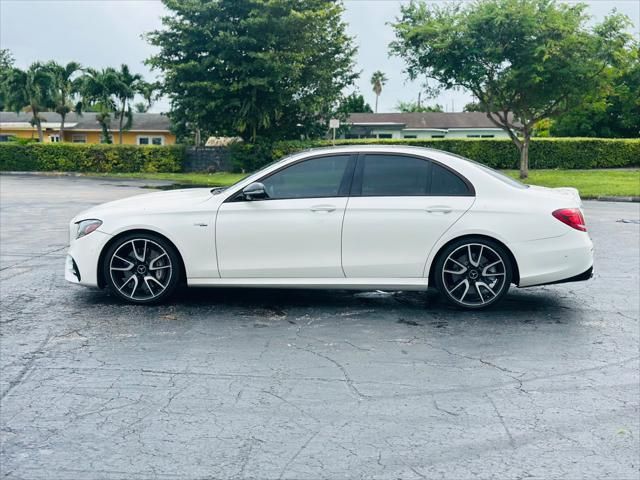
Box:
left=552, top=208, right=587, bottom=232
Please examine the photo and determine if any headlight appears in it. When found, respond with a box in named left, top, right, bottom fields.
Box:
left=76, top=219, right=102, bottom=239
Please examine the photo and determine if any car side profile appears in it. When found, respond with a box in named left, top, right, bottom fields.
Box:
left=66, top=146, right=594, bottom=309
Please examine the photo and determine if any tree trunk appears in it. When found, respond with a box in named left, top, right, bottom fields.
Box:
left=35, top=119, right=44, bottom=143
left=59, top=114, right=65, bottom=143
left=519, top=134, right=531, bottom=179
left=375, top=95, right=379, bottom=113
left=118, top=110, right=124, bottom=144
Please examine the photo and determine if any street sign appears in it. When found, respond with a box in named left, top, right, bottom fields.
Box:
left=329, top=118, right=340, bottom=129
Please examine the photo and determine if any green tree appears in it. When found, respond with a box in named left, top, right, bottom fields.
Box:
left=463, top=102, right=485, bottom=112
left=4, top=63, right=55, bottom=142
left=551, top=44, right=640, bottom=138
left=390, top=0, right=633, bottom=178
left=396, top=100, right=443, bottom=112
left=370, top=71, right=388, bottom=113
left=337, top=92, right=373, bottom=114
left=48, top=61, right=83, bottom=142
left=80, top=68, right=118, bottom=143
left=112, top=64, right=143, bottom=144
left=134, top=102, right=148, bottom=113
left=137, top=80, right=160, bottom=113
left=0, top=49, right=15, bottom=111
left=147, top=0, right=357, bottom=143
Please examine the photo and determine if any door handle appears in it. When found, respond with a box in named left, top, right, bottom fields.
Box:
left=310, top=205, right=336, bottom=213
left=426, top=205, right=452, bottom=214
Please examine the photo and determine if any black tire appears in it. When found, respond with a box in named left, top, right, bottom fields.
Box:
left=102, top=232, right=181, bottom=304
left=433, top=237, right=513, bottom=310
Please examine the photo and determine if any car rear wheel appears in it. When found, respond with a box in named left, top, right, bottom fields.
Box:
left=434, top=238, right=513, bottom=309
left=103, top=233, right=181, bottom=304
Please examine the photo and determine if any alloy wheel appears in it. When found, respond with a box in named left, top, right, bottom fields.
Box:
left=109, top=239, right=173, bottom=301
left=441, top=243, right=507, bottom=307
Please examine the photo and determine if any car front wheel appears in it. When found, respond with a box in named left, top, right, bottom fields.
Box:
left=103, top=233, right=181, bottom=304
left=434, top=238, right=513, bottom=309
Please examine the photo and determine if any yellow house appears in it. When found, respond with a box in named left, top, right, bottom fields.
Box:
left=0, top=112, right=176, bottom=145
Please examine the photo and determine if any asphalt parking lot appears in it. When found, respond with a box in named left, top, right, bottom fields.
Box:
left=1, top=174, right=639, bottom=480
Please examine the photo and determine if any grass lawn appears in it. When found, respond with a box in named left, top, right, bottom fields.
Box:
left=502, top=169, right=640, bottom=198
left=98, top=169, right=639, bottom=198
left=97, top=171, right=248, bottom=187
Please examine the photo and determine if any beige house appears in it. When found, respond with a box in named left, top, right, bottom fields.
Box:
left=345, top=112, right=513, bottom=140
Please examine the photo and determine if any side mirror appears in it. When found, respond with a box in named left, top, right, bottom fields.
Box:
left=242, top=182, right=267, bottom=200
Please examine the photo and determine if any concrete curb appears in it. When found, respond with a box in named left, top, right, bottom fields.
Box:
left=2, top=171, right=639, bottom=203
left=594, top=195, right=640, bottom=203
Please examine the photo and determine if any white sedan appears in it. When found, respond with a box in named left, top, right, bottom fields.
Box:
left=66, top=146, right=594, bottom=309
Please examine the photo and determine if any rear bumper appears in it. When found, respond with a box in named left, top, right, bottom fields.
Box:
left=513, top=231, right=594, bottom=288
left=520, top=265, right=593, bottom=288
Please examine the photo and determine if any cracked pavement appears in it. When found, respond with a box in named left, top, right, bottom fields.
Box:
left=1, top=174, right=639, bottom=479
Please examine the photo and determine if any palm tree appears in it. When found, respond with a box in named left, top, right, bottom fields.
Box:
left=370, top=71, right=388, bottom=113
left=80, top=68, right=118, bottom=143
left=4, top=63, right=55, bottom=142
left=137, top=80, right=160, bottom=112
left=48, top=61, right=83, bottom=142
left=112, top=64, right=142, bottom=144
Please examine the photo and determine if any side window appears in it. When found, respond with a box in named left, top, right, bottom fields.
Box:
left=261, top=155, right=351, bottom=200
left=430, top=163, right=471, bottom=196
left=360, top=154, right=430, bottom=196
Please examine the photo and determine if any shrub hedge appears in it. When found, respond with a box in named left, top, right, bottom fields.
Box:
left=231, top=137, right=640, bottom=172
left=0, top=143, right=185, bottom=173
left=1, top=138, right=637, bottom=174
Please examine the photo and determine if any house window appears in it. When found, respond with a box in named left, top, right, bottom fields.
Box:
left=138, top=136, right=165, bottom=146
left=466, top=134, right=480, bottom=138
left=403, top=135, right=417, bottom=139
left=481, top=135, right=495, bottom=138
left=432, top=135, right=445, bottom=139
left=377, top=134, right=393, bottom=139
left=71, top=134, right=87, bottom=143
left=49, top=135, right=60, bottom=143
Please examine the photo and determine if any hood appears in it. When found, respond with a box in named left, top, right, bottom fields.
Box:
left=73, top=188, right=215, bottom=221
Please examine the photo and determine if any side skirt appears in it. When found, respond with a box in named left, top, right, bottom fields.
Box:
left=187, top=277, right=430, bottom=291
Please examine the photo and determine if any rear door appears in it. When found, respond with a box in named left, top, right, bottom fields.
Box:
left=341, top=153, right=475, bottom=278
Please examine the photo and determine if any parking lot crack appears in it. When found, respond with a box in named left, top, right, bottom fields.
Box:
left=278, top=428, right=321, bottom=480
left=0, top=330, right=53, bottom=401
left=486, top=393, right=516, bottom=449
left=291, top=344, right=370, bottom=400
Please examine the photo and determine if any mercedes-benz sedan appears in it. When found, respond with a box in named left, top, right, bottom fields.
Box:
left=66, top=146, right=593, bottom=309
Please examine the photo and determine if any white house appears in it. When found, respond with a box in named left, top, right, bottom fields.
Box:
left=344, top=112, right=513, bottom=139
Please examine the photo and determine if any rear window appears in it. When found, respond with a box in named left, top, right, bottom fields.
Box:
left=444, top=151, right=529, bottom=189
left=430, top=163, right=472, bottom=196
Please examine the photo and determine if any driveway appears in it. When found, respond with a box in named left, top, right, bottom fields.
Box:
left=1, top=174, right=639, bottom=480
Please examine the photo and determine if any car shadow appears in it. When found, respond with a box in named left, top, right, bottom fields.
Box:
left=77, top=284, right=578, bottom=324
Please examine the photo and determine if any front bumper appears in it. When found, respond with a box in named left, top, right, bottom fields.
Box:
left=65, top=230, right=112, bottom=287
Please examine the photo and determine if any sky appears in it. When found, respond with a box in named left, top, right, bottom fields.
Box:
left=1, top=0, right=638, bottom=113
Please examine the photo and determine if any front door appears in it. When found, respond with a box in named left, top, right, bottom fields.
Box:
left=216, top=154, right=355, bottom=278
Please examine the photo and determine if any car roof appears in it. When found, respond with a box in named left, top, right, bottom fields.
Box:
left=294, top=144, right=443, bottom=156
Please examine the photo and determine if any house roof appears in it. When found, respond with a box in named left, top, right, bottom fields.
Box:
left=347, top=112, right=514, bottom=130
left=0, top=112, right=172, bottom=132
